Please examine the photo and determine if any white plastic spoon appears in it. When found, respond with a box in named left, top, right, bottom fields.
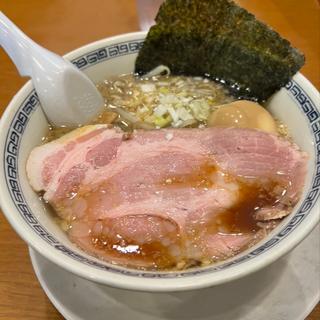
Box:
left=0, top=11, right=104, bottom=127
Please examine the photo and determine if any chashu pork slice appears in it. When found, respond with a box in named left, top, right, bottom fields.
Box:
left=26, top=125, right=307, bottom=269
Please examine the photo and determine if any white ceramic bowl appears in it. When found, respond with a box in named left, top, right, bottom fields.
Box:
left=0, top=32, right=319, bottom=292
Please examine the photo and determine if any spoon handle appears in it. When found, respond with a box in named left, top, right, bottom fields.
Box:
left=0, top=11, right=104, bottom=127
left=0, top=11, right=37, bottom=76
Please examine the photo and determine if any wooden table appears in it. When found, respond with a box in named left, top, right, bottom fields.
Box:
left=0, top=1, right=319, bottom=319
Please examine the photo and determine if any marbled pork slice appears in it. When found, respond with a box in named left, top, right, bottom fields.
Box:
left=26, top=125, right=307, bottom=269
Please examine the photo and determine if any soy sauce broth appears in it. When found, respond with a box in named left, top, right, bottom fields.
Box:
left=40, top=73, right=294, bottom=270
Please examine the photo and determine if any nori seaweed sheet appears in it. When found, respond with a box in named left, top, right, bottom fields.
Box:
left=135, top=0, right=305, bottom=101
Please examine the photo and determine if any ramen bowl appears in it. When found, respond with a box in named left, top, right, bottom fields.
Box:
left=0, top=32, right=319, bottom=292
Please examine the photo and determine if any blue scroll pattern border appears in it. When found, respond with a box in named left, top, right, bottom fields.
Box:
left=3, top=40, right=320, bottom=278
left=71, top=39, right=144, bottom=70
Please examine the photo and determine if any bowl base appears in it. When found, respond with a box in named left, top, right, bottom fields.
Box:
left=29, top=224, right=320, bottom=320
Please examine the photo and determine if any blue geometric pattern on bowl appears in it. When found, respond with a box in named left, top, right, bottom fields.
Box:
left=3, top=39, right=320, bottom=277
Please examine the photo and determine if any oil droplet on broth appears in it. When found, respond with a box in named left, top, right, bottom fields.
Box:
left=160, top=162, right=217, bottom=189
left=88, top=215, right=183, bottom=269
left=205, top=179, right=289, bottom=236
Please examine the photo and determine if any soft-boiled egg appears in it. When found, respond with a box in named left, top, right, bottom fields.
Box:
left=208, top=100, right=277, bottom=133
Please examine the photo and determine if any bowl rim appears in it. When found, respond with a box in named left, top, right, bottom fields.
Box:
left=0, top=31, right=319, bottom=292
